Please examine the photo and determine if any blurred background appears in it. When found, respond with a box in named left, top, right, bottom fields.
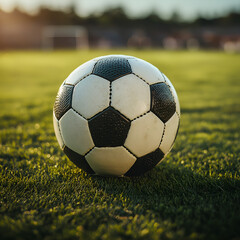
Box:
left=0, top=0, right=240, bottom=52
left=1, top=2, right=240, bottom=239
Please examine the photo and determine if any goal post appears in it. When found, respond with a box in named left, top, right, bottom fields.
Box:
left=42, top=26, right=89, bottom=50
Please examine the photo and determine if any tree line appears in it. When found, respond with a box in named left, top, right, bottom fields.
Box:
left=0, top=6, right=240, bottom=29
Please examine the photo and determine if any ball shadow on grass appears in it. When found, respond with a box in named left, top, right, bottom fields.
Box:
left=86, top=162, right=240, bottom=238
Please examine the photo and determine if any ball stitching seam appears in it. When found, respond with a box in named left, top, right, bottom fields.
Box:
left=132, top=72, right=150, bottom=85
left=73, top=73, right=92, bottom=86
left=71, top=107, right=87, bottom=120
left=158, top=123, right=166, bottom=148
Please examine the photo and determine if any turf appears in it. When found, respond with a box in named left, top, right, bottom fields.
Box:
left=0, top=50, right=239, bottom=240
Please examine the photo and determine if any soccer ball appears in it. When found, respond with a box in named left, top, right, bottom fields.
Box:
left=53, top=55, right=180, bottom=176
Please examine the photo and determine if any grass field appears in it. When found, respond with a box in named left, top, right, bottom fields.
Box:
left=0, top=50, right=240, bottom=240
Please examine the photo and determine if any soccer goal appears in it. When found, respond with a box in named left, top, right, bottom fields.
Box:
left=42, top=25, right=89, bottom=50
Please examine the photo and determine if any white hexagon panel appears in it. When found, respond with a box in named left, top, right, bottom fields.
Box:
left=59, top=109, right=94, bottom=155
left=53, top=112, right=64, bottom=149
left=85, top=147, right=136, bottom=176
left=65, top=60, right=96, bottom=85
left=163, top=73, right=180, bottom=116
left=111, top=74, right=150, bottom=120
left=128, top=58, right=165, bottom=85
left=159, top=112, right=180, bottom=154
left=124, top=112, right=164, bottom=157
left=72, top=75, right=110, bottom=119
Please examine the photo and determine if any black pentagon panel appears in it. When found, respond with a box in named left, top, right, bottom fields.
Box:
left=89, top=107, right=131, bottom=147
left=150, top=83, right=176, bottom=123
left=63, top=146, right=95, bottom=174
left=92, top=57, right=132, bottom=82
left=54, top=84, right=74, bottom=120
left=124, top=148, right=164, bottom=177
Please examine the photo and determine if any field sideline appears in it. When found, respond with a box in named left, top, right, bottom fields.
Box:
left=0, top=50, right=240, bottom=240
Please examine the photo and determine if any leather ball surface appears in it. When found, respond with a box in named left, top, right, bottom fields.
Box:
left=53, top=55, right=180, bottom=176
